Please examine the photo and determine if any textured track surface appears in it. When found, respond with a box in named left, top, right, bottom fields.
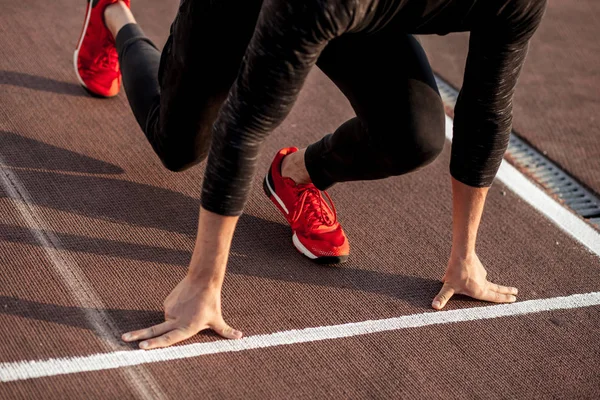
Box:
left=1, top=0, right=599, bottom=398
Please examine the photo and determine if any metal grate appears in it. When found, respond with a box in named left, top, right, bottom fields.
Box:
left=434, top=75, right=600, bottom=231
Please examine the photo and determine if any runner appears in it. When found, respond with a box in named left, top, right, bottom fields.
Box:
left=74, top=0, right=546, bottom=349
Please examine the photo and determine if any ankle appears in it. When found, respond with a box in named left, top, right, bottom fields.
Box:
left=281, top=149, right=312, bottom=185
left=104, top=1, right=136, bottom=39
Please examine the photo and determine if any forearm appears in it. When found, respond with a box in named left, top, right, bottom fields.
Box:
left=432, top=177, right=516, bottom=310
left=187, top=207, right=239, bottom=287
left=450, top=177, right=489, bottom=259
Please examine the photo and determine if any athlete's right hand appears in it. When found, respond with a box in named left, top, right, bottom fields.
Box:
left=122, top=274, right=243, bottom=349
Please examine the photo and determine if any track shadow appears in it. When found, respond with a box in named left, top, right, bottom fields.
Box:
left=0, top=295, right=163, bottom=348
left=13, top=169, right=200, bottom=235
left=0, top=141, right=439, bottom=339
left=0, top=223, right=190, bottom=265
left=0, top=70, right=88, bottom=97
left=0, top=131, right=124, bottom=175
left=0, top=220, right=439, bottom=309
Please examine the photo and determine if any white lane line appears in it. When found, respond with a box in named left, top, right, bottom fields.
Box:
left=0, top=159, right=164, bottom=398
left=444, top=115, right=600, bottom=257
left=1, top=291, right=598, bottom=382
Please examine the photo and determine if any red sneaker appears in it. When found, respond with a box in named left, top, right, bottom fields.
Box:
left=74, top=0, right=129, bottom=97
left=263, top=147, right=349, bottom=264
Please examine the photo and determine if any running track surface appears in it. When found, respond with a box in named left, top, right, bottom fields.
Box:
left=0, top=1, right=599, bottom=398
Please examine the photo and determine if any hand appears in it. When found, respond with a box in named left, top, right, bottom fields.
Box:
left=122, top=275, right=242, bottom=349
left=432, top=253, right=518, bottom=310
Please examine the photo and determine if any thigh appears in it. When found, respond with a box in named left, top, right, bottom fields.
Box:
left=156, top=0, right=264, bottom=152
left=316, top=32, right=443, bottom=148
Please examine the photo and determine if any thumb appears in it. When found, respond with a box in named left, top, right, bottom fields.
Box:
left=432, top=283, right=455, bottom=310
left=212, top=319, right=243, bottom=340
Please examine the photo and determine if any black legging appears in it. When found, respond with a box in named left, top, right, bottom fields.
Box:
left=116, top=23, right=444, bottom=189
left=115, top=0, right=546, bottom=216
left=116, top=0, right=262, bottom=172
left=306, top=32, right=445, bottom=190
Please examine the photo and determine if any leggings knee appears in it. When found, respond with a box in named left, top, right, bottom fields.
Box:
left=373, top=100, right=446, bottom=176
left=160, top=147, right=208, bottom=173
left=377, top=131, right=444, bottom=175
left=150, top=125, right=210, bottom=173
left=145, top=109, right=211, bottom=173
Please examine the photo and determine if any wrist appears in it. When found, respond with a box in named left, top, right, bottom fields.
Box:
left=186, top=257, right=226, bottom=290
left=186, top=270, right=223, bottom=290
left=450, top=247, right=477, bottom=262
left=187, top=265, right=224, bottom=288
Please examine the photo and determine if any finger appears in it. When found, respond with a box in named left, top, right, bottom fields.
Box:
left=139, top=327, right=194, bottom=350
left=122, top=321, right=174, bottom=342
left=490, top=283, right=518, bottom=295
left=478, top=288, right=517, bottom=304
left=432, top=284, right=455, bottom=310
left=211, top=319, right=243, bottom=340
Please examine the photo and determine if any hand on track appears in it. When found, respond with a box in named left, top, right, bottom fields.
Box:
left=432, top=253, right=518, bottom=310
left=122, top=275, right=242, bottom=349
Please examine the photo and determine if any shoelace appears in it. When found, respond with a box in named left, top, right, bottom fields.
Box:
left=291, top=186, right=338, bottom=229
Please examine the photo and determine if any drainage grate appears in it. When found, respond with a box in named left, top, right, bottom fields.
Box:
left=434, top=75, right=600, bottom=231
left=435, top=76, right=460, bottom=109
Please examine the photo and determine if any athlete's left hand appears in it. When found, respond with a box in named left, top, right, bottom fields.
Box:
left=431, top=252, right=518, bottom=310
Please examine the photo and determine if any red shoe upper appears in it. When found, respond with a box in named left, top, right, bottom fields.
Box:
left=74, top=0, right=130, bottom=97
left=265, top=147, right=349, bottom=260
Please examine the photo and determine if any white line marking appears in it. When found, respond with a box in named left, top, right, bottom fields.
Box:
left=0, top=291, right=598, bottom=382
left=0, top=158, right=163, bottom=398
left=444, top=115, right=600, bottom=257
